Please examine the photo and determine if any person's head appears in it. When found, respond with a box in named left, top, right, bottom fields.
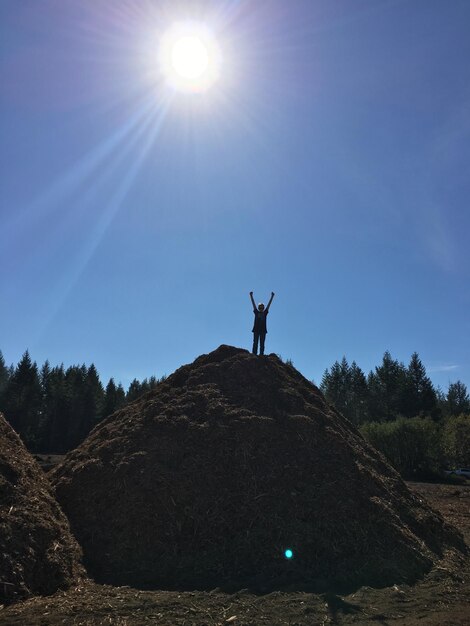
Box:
left=258, top=303, right=265, bottom=312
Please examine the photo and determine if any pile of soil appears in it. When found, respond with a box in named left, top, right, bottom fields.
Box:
left=0, top=413, right=84, bottom=603
left=2, top=482, right=469, bottom=626
left=51, top=346, right=465, bottom=591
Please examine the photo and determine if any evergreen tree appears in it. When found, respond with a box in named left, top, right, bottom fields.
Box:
left=65, top=363, right=105, bottom=446
left=103, top=378, right=126, bottom=419
left=127, top=379, right=143, bottom=403
left=84, top=364, right=104, bottom=430
left=349, top=361, right=369, bottom=424
left=321, top=359, right=347, bottom=414
left=45, top=365, right=67, bottom=452
left=40, top=360, right=51, bottom=388
left=61, top=365, right=87, bottom=451
left=103, top=378, right=117, bottom=418
left=367, top=351, right=406, bottom=422
left=322, top=357, right=367, bottom=422
left=320, top=368, right=331, bottom=395
left=435, top=385, right=446, bottom=411
left=116, top=383, right=126, bottom=409
left=126, top=375, right=162, bottom=404
left=402, top=352, right=437, bottom=417
left=1, top=350, right=42, bottom=448
left=338, top=356, right=352, bottom=414
left=37, top=360, right=53, bottom=450
left=0, top=350, right=10, bottom=399
left=148, top=375, right=159, bottom=389
left=446, top=381, right=470, bottom=416
left=140, top=378, right=150, bottom=395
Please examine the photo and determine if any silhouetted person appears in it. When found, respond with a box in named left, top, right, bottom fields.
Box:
left=250, top=291, right=275, bottom=355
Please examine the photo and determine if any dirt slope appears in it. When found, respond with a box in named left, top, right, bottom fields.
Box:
left=0, top=413, right=84, bottom=604
left=51, top=346, right=465, bottom=591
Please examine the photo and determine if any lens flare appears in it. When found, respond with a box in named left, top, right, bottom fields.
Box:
left=284, top=549, right=294, bottom=559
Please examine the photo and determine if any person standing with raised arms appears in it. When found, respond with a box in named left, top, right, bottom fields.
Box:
left=249, top=291, right=275, bottom=356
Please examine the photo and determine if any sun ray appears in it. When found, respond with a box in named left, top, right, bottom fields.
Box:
left=2, top=93, right=157, bottom=240
left=34, top=93, right=173, bottom=341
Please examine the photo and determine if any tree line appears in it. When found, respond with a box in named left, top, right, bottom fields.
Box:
left=321, top=351, right=470, bottom=477
left=0, top=350, right=164, bottom=453
left=320, top=351, right=469, bottom=424
left=1, top=348, right=468, bottom=475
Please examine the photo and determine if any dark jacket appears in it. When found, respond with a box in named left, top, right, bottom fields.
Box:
left=252, top=308, right=268, bottom=334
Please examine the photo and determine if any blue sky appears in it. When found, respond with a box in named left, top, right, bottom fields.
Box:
left=1, top=0, right=469, bottom=391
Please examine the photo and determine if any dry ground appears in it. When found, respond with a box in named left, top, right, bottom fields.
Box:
left=1, top=482, right=468, bottom=626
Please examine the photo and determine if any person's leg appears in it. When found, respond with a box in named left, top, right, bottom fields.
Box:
left=252, top=332, right=259, bottom=355
left=260, top=333, right=266, bottom=355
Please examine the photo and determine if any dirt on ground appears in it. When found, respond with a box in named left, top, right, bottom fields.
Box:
left=50, top=346, right=464, bottom=592
left=1, top=481, right=468, bottom=625
left=0, top=414, right=85, bottom=604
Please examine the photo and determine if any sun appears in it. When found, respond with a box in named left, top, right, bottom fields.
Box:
left=171, top=36, right=209, bottom=80
left=160, top=22, right=221, bottom=93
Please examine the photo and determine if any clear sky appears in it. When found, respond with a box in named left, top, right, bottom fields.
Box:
left=1, top=0, right=469, bottom=391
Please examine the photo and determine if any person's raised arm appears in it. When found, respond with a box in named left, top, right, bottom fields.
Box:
left=249, top=291, right=256, bottom=309
left=266, top=291, right=275, bottom=312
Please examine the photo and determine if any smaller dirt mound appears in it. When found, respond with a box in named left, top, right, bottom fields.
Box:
left=0, top=413, right=85, bottom=604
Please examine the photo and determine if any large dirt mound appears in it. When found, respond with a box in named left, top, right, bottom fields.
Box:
left=0, top=413, right=84, bottom=603
left=51, top=346, right=465, bottom=591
